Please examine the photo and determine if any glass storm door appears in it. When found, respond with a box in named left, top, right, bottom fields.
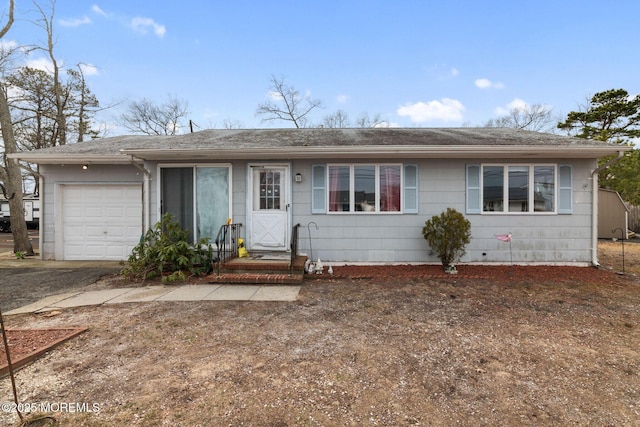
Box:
left=161, top=166, right=230, bottom=243
left=249, top=166, right=289, bottom=251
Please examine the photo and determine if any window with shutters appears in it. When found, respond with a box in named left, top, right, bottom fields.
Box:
left=312, top=164, right=418, bottom=214
left=466, top=163, right=571, bottom=214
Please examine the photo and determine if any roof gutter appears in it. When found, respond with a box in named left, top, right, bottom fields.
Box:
left=118, top=145, right=630, bottom=160
left=591, top=150, right=626, bottom=267
left=129, top=155, right=151, bottom=232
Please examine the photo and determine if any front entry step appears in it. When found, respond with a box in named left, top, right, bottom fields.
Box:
left=207, top=254, right=307, bottom=285
left=207, top=272, right=304, bottom=285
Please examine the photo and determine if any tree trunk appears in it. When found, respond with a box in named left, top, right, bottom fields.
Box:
left=0, top=88, right=34, bottom=255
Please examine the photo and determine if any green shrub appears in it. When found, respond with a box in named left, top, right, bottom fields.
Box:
left=122, top=214, right=213, bottom=284
left=422, top=208, right=471, bottom=270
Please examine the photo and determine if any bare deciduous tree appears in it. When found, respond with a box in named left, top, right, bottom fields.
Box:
left=0, top=0, right=33, bottom=255
left=256, top=75, right=322, bottom=128
left=322, top=110, right=388, bottom=128
left=34, top=0, right=68, bottom=145
left=356, top=112, right=386, bottom=128
left=222, top=118, right=244, bottom=129
left=74, top=63, right=101, bottom=142
left=322, top=109, right=350, bottom=128
left=484, top=103, right=558, bottom=133
left=119, top=95, right=190, bottom=135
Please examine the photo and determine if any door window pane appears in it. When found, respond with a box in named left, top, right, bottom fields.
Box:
left=257, top=171, right=281, bottom=210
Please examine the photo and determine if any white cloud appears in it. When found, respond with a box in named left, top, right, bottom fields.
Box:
left=131, top=17, right=166, bottom=38
left=428, top=64, right=460, bottom=80
left=475, top=78, right=505, bottom=89
left=79, top=63, right=99, bottom=76
left=59, top=16, right=91, bottom=27
left=92, top=5, right=108, bottom=17
left=494, top=98, right=528, bottom=115
left=337, top=94, right=349, bottom=104
left=373, top=121, right=399, bottom=128
left=268, top=90, right=283, bottom=101
left=0, top=39, right=17, bottom=55
left=506, top=98, right=528, bottom=110
left=26, top=56, right=55, bottom=73
left=397, top=99, right=465, bottom=123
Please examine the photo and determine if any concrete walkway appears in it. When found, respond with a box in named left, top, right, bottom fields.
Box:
left=5, top=284, right=301, bottom=315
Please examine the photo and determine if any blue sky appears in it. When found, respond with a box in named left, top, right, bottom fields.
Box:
left=4, top=0, right=639, bottom=134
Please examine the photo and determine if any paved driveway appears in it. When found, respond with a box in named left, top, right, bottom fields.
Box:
left=0, top=260, right=121, bottom=312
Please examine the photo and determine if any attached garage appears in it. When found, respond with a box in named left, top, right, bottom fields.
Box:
left=58, top=184, right=143, bottom=261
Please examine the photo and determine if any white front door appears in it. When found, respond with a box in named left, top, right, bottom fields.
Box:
left=248, top=165, right=289, bottom=251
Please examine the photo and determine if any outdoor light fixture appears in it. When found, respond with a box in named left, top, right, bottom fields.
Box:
left=82, top=164, right=89, bottom=170
left=295, top=173, right=302, bottom=182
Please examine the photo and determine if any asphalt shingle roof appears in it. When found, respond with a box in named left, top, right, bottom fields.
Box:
left=12, top=128, right=629, bottom=163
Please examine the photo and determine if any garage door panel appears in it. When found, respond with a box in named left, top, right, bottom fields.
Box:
left=106, top=245, right=128, bottom=257
left=84, top=245, right=107, bottom=257
left=85, top=206, right=103, bottom=217
left=65, top=211, right=83, bottom=220
left=62, top=184, right=142, bottom=261
left=105, top=206, right=125, bottom=217
left=66, top=226, right=85, bottom=238
left=105, top=226, right=125, bottom=238
left=82, top=188, right=107, bottom=200
left=63, top=245, right=84, bottom=258
left=84, top=226, right=106, bottom=238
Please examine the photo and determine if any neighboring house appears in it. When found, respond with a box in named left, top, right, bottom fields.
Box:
left=598, top=188, right=630, bottom=240
left=10, top=128, right=631, bottom=265
left=0, top=193, right=40, bottom=232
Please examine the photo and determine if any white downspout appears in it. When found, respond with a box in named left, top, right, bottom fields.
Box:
left=38, top=174, right=44, bottom=260
left=591, top=151, right=625, bottom=266
left=130, top=156, right=151, bottom=232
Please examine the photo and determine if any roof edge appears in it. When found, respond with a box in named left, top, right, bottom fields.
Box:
left=9, top=144, right=632, bottom=163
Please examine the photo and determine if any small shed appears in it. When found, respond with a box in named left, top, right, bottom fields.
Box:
left=598, top=188, right=629, bottom=239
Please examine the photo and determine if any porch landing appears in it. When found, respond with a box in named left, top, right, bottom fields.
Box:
left=207, top=254, right=307, bottom=285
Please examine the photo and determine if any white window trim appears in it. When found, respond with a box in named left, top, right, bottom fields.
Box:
left=326, top=163, right=404, bottom=214
left=481, top=163, right=557, bottom=215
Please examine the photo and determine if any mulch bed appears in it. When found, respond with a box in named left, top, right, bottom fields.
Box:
left=325, top=264, right=627, bottom=285
left=1, top=328, right=87, bottom=377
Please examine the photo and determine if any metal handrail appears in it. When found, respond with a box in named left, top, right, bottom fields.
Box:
left=290, top=223, right=301, bottom=274
left=215, top=222, right=243, bottom=274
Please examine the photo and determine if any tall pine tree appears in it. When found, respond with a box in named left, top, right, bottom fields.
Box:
left=558, top=89, right=640, bottom=205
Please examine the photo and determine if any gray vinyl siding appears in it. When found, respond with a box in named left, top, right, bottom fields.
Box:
left=39, top=157, right=596, bottom=265
left=290, top=158, right=595, bottom=265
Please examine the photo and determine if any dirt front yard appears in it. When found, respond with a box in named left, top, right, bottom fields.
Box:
left=1, top=243, right=639, bottom=426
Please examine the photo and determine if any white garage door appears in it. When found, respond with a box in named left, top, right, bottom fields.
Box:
left=62, top=184, right=142, bottom=261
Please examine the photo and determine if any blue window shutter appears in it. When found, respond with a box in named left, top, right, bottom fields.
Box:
left=404, top=164, right=418, bottom=214
left=558, top=164, right=572, bottom=214
left=466, top=164, right=481, bottom=214
left=312, top=164, right=326, bottom=213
